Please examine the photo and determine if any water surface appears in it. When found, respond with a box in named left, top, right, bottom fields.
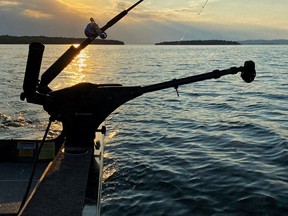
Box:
left=0, top=44, right=287, bottom=215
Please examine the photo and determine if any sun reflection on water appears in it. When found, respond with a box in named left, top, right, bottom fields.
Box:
left=103, top=151, right=118, bottom=181
left=65, top=49, right=88, bottom=84
left=51, top=47, right=91, bottom=90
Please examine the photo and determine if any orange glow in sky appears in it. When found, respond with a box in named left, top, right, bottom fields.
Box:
left=0, top=0, right=287, bottom=43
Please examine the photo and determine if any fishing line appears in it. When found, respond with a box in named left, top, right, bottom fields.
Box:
left=197, top=0, right=209, bottom=15
left=17, top=119, right=52, bottom=214
left=178, top=0, right=209, bottom=44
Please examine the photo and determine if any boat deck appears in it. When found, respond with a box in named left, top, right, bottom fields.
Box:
left=0, top=130, right=104, bottom=215
left=0, top=162, right=48, bottom=215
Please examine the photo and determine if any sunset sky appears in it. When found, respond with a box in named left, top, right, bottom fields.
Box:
left=0, top=0, right=287, bottom=44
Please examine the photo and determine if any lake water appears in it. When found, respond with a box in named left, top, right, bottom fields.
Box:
left=0, top=44, right=288, bottom=215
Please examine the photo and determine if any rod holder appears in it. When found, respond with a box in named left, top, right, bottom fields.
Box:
left=22, top=42, right=45, bottom=98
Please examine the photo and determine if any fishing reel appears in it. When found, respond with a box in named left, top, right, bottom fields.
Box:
left=85, top=18, right=107, bottom=39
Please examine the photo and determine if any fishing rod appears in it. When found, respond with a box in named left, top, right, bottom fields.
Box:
left=35, top=0, right=144, bottom=94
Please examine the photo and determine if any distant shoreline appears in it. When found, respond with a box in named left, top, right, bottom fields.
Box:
left=155, top=40, right=240, bottom=45
left=0, top=35, right=124, bottom=45
left=238, top=39, right=288, bottom=45
left=1, top=36, right=287, bottom=45
left=155, top=39, right=288, bottom=45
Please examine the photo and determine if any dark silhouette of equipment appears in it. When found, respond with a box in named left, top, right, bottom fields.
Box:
left=21, top=41, right=256, bottom=150
left=19, top=0, right=256, bottom=152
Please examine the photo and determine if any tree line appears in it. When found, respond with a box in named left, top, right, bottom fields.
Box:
left=0, top=35, right=124, bottom=45
left=155, top=40, right=240, bottom=45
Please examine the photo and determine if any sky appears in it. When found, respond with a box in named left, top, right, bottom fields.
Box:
left=0, top=0, right=287, bottom=44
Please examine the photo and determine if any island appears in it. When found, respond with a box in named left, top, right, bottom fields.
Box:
left=155, top=39, right=288, bottom=45
left=0, top=35, right=124, bottom=45
left=155, top=40, right=240, bottom=45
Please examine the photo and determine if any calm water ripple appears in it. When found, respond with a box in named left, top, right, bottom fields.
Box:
left=1, top=44, right=288, bottom=215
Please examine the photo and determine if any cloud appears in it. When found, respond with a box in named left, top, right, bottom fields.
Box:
left=0, top=0, right=287, bottom=44
left=111, top=0, right=130, bottom=11
left=0, top=1, right=21, bottom=6
left=22, top=9, right=53, bottom=19
left=202, top=0, right=288, bottom=27
left=0, top=0, right=92, bottom=37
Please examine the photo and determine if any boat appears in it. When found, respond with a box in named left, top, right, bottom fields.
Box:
left=0, top=0, right=256, bottom=215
